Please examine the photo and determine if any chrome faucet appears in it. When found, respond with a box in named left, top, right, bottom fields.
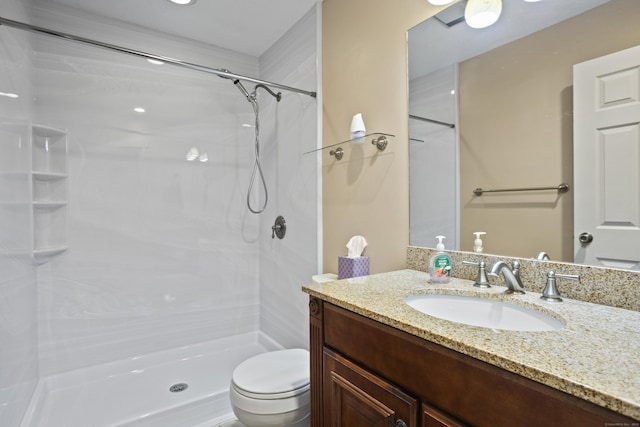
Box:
left=488, top=261, right=525, bottom=294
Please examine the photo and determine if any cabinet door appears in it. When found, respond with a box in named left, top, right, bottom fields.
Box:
left=422, top=403, right=468, bottom=427
left=324, top=348, right=417, bottom=427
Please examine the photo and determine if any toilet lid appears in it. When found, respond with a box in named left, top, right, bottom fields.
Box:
left=232, top=349, right=310, bottom=396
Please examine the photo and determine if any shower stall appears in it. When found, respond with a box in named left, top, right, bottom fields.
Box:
left=0, top=1, right=319, bottom=425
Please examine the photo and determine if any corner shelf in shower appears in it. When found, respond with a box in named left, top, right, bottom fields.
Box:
left=303, top=132, right=395, bottom=158
left=31, top=124, right=69, bottom=260
left=33, top=245, right=70, bottom=258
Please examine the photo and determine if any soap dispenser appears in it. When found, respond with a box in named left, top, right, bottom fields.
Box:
left=429, top=236, right=451, bottom=283
left=473, top=232, right=486, bottom=253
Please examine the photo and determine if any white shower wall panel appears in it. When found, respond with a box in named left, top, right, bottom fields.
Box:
left=27, top=4, right=266, bottom=376
left=258, top=5, right=319, bottom=350
left=0, top=1, right=39, bottom=424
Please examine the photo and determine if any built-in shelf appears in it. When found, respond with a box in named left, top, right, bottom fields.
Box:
left=33, top=245, right=69, bottom=258
left=32, top=171, right=67, bottom=180
left=31, top=124, right=69, bottom=260
left=32, top=124, right=67, bottom=175
left=32, top=201, right=68, bottom=208
left=304, top=132, right=395, bottom=158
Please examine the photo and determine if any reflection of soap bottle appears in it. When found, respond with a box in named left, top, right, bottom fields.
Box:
left=429, top=235, right=451, bottom=283
left=473, top=232, right=486, bottom=253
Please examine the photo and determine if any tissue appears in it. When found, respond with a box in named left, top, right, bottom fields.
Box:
left=339, top=235, right=369, bottom=279
left=346, top=235, right=367, bottom=257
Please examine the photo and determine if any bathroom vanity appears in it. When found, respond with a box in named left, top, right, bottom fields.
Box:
left=303, top=270, right=640, bottom=426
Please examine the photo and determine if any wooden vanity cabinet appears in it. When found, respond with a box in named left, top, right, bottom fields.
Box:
left=309, top=297, right=635, bottom=427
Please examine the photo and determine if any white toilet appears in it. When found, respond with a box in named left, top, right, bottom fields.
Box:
left=229, top=348, right=310, bottom=426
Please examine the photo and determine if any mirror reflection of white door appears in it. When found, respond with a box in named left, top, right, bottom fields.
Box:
left=574, top=45, right=640, bottom=270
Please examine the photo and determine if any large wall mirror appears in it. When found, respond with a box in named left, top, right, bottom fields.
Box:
left=409, top=0, right=640, bottom=268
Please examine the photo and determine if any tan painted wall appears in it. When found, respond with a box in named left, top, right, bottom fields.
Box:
left=322, top=0, right=433, bottom=274
left=459, top=0, right=640, bottom=261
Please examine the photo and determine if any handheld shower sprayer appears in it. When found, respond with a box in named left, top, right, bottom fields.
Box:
left=218, top=69, right=283, bottom=214
left=234, top=80, right=253, bottom=102
left=217, top=69, right=282, bottom=104
left=217, top=69, right=253, bottom=103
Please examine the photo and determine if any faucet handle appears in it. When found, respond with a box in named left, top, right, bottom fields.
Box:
left=541, top=271, right=580, bottom=302
left=512, top=260, right=522, bottom=277
left=462, top=260, right=491, bottom=288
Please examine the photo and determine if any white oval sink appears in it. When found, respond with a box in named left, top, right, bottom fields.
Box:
left=404, top=294, right=564, bottom=331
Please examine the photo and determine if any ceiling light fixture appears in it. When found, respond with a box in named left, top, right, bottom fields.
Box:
left=427, top=0, right=455, bottom=5
left=465, top=0, right=503, bottom=29
left=134, top=107, right=146, bottom=113
left=0, top=92, right=19, bottom=98
left=168, top=0, right=197, bottom=5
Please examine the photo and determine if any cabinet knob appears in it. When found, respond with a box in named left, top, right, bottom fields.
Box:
left=395, top=420, right=407, bottom=427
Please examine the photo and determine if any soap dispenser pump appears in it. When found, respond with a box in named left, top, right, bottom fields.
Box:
left=429, top=235, right=451, bottom=283
left=473, top=232, right=486, bottom=253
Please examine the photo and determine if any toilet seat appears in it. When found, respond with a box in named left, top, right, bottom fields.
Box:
left=231, top=348, right=310, bottom=398
left=233, top=382, right=310, bottom=400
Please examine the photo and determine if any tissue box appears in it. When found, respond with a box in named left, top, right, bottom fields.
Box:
left=338, top=256, right=369, bottom=279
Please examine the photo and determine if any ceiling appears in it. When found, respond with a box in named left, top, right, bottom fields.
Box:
left=46, top=0, right=318, bottom=57
left=409, top=0, right=611, bottom=79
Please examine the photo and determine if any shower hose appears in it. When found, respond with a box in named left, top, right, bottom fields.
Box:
left=246, top=92, right=268, bottom=214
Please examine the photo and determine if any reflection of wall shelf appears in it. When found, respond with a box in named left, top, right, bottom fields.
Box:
left=31, top=124, right=68, bottom=260
left=304, top=133, right=395, bottom=159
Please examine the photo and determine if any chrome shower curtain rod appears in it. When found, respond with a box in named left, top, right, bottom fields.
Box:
left=0, top=15, right=317, bottom=98
left=409, top=114, right=455, bottom=129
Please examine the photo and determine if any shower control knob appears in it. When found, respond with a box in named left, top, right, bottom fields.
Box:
left=272, top=215, right=286, bottom=239
left=578, top=232, right=593, bottom=244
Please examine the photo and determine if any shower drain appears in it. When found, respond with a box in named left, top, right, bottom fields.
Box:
left=169, top=383, right=189, bottom=393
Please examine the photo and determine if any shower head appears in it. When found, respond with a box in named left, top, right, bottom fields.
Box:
left=216, top=68, right=235, bottom=80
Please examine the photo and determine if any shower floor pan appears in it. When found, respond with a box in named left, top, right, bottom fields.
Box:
left=22, top=332, right=278, bottom=427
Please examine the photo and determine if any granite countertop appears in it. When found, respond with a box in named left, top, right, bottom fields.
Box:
left=302, top=269, right=640, bottom=420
